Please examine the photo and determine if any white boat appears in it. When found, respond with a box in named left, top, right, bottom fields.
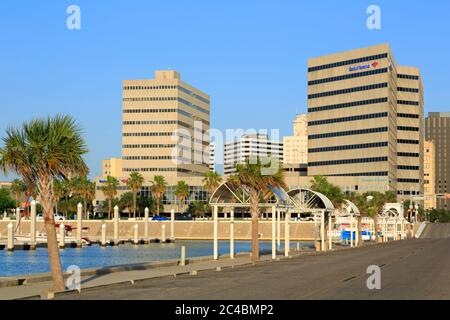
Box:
left=15, top=233, right=91, bottom=246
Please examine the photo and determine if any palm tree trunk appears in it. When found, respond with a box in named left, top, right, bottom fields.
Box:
left=108, top=199, right=112, bottom=219
left=250, top=189, right=260, bottom=262
left=133, top=192, right=137, bottom=219
left=83, top=199, right=87, bottom=220
left=156, top=197, right=160, bottom=216
left=374, top=215, right=380, bottom=242
left=39, top=177, right=65, bottom=292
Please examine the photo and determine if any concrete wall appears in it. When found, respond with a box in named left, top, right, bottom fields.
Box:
left=0, top=220, right=316, bottom=241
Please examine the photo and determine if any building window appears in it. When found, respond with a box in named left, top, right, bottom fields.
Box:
left=308, top=83, right=388, bottom=100
left=397, top=100, right=419, bottom=106
left=308, top=156, right=388, bottom=167
left=308, top=53, right=388, bottom=72
left=308, top=97, right=388, bottom=113
left=308, top=112, right=388, bottom=126
left=309, top=141, right=388, bottom=153
left=308, top=127, right=388, bottom=140
left=398, top=87, right=419, bottom=93
left=308, top=68, right=388, bottom=86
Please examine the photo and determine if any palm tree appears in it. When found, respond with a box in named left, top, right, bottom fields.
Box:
left=203, top=171, right=222, bottom=197
left=119, top=192, right=134, bottom=217
left=22, top=178, right=38, bottom=218
left=175, top=180, right=190, bottom=213
left=0, top=115, right=88, bottom=291
left=150, top=175, right=167, bottom=216
left=101, top=176, right=119, bottom=219
left=72, top=176, right=96, bottom=219
left=127, top=172, right=144, bottom=219
left=10, top=179, right=25, bottom=207
left=310, top=176, right=344, bottom=208
left=228, top=158, right=285, bottom=262
left=53, top=179, right=65, bottom=216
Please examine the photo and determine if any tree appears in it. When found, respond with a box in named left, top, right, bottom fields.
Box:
left=228, top=158, right=286, bottom=262
left=101, top=176, right=119, bottom=219
left=71, top=176, right=96, bottom=219
left=10, top=179, right=25, bottom=207
left=429, top=209, right=450, bottom=223
left=127, top=172, right=144, bottom=219
left=175, top=181, right=190, bottom=213
left=119, top=192, right=134, bottom=217
left=310, top=176, right=344, bottom=207
left=150, top=175, right=167, bottom=216
left=203, top=171, right=222, bottom=196
left=53, top=178, right=70, bottom=216
left=0, top=188, right=17, bottom=213
left=0, top=114, right=88, bottom=291
left=137, top=194, right=159, bottom=215
left=187, top=200, right=208, bottom=218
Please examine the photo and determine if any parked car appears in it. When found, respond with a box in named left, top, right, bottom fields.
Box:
left=175, top=213, right=193, bottom=220
left=152, top=216, right=170, bottom=221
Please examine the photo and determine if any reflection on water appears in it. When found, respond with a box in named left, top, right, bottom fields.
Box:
left=0, top=240, right=313, bottom=277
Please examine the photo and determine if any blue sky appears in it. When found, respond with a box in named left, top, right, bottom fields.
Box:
left=0, top=0, right=449, bottom=178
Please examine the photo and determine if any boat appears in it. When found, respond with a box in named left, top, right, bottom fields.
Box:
left=15, top=224, right=91, bottom=246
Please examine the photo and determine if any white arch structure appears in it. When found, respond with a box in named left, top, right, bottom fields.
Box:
left=378, top=203, right=408, bottom=241
left=209, top=184, right=336, bottom=259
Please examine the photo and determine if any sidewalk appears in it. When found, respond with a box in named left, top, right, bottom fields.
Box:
left=0, top=240, right=391, bottom=300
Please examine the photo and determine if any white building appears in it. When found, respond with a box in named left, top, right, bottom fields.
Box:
left=283, top=114, right=308, bottom=165
left=224, top=134, right=283, bottom=175
left=209, top=142, right=215, bottom=171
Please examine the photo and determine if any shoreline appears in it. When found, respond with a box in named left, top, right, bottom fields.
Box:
left=0, top=240, right=315, bottom=280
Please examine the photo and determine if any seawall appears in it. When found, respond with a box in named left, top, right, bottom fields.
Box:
left=0, top=220, right=317, bottom=241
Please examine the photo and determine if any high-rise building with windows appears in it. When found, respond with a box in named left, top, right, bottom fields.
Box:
left=424, top=140, right=436, bottom=210
left=95, top=70, right=211, bottom=211
left=283, top=114, right=308, bottom=165
left=224, top=134, right=283, bottom=175
left=426, top=112, right=450, bottom=210
left=121, top=70, right=210, bottom=180
left=307, top=44, right=424, bottom=200
left=209, top=142, right=216, bottom=171
left=102, top=158, right=123, bottom=178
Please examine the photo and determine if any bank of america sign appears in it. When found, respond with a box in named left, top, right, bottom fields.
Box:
left=349, top=61, right=379, bottom=72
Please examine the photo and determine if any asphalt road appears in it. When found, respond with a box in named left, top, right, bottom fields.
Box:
left=56, top=223, right=450, bottom=300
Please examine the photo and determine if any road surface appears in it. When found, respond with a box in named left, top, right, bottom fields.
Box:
left=54, top=223, right=450, bottom=300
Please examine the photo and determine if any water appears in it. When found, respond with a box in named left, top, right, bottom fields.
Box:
left=0, top=241, right=313, bottom=277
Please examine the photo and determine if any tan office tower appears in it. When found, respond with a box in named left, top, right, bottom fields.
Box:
left=307, top=44, right=424, bottom=199
left=121, top=70, right=211, bottom=207
left=426, top=112, right=450, bottom=210
left=283, top=114, right=308, bottom=165
left=424, top=140, right=436, bottom=210
left=102, top=158, right=123, bottom=178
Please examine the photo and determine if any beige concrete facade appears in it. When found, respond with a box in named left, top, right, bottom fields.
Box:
left=283, top=114, right=308, bottom=165
left=122, top=70, right=210, bottom=180
left=94, top=71, right=211, bottom=211
left=424, top=140, right=436, bottom=210
left=102, top=158, right=123, bottom=178
left=307, top=44, right=424, bottom=200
